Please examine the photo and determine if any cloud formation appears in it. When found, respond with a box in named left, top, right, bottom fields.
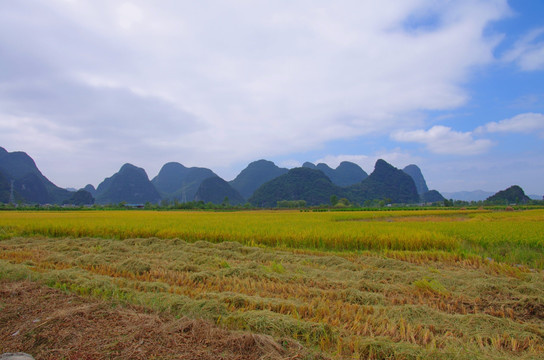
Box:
left=476, top=113, right=544, bottom=136
left=0, top=0, right=523, bottom=187
left=392, top=126, right=493, bottom=155
left=503, top=27, right=544, bottom=71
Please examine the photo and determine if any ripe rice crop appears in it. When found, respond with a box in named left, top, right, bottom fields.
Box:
left=0, top=209, right=543, bottom=268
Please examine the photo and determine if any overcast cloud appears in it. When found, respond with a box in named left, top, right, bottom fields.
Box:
left=0, top=0, right=542, bottom=194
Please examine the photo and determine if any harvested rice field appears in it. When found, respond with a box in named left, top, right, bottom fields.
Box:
left=1, top=209, right=543, bottom=359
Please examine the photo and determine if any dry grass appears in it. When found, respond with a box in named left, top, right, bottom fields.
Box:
left=0, top=280, right=312, bottom=360
left=1, top=234, right=543, bottom=359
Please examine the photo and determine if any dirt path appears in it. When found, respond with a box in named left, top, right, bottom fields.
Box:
left=0, top=280, right=310, bottom=360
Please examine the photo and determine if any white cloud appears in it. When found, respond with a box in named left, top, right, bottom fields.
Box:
left=392, top=126, right=493, bottom=155
left=0, top=0, right=511, bottom=186
left=117, top=2, right=143, bottom=30
left=503, top=27, right=544, bottom=71
left=476, top=113, right=544, bottom=135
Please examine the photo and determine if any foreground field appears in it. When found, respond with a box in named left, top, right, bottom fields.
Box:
left=0, top=280, right=308, bottom=359
left=1, top=209, right=543, bottom=359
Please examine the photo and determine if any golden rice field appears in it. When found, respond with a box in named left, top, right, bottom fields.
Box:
left=1, top=209, right=543, bottom=359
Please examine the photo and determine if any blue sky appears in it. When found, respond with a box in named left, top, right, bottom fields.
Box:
left=0, top=0, right=543, bottom=194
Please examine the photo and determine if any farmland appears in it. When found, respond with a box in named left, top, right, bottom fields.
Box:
left=1, top=209, right=543, bottom=359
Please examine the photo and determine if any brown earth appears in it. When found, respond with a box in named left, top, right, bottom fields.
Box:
left=0, top=280, right=312, bottom=360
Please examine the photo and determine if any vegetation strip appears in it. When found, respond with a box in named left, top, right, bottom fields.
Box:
left=0, top=209, right=543, bottom=268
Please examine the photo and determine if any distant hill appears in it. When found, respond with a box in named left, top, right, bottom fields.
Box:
left=250, top=160, right=420, bottom=207
left=249, top=167, right=341, bottom=207
left=152, top=162, right=217, bottom=201
left=441, top=190, right=494, bottom=202
left=6, top=145, right=509, bottom=207
left=348, top=160, right=420, bottom=204
left=194, top=176, right=245, bottom=205
left=0, top=146, right=71, bottom=204
left=0, top=170, right=13, bottom=203
left=229, top=160, right=289, bottom=200
left=83, top=184, right=97, bottom=197
left=421, top=190, right=445, bottom=203
left=485, top=185, right=531, bottom=204
left=63, top=189, right=94, bottom=206
left=303, top=161, right=368, bottom=186
left=95, top=163, right=161, bottom=204
left=402, top=165, right=429, bottom=195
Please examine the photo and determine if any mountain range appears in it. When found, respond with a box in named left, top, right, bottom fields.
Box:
left=0, top=146, right=72, bottom=204
left=302, top=161, right=368, bottom=186
left=229, top=160, right=289, bottom=199
left=152, top=162, right=218, bottom=202
left=1, top=145, right=537, bottom=206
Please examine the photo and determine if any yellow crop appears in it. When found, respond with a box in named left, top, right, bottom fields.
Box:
left=1, top=209, right=543, bottom=267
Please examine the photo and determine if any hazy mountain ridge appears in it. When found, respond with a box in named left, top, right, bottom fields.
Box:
left=229, top=160, right=289, bottom=200
left=195, top=177, right=245, bottom=205
left=0, top=146, right=72, bottom=204
left=95, top=163, right=161, bottom=204
left=250, top=167, right=340, bottom=207
left=152, top=162, right=217, bottom=202
left=347, top=160, right=420, bottom=204
left=421, top=190, right=445, bottom=203
left=303, top=161, right=368, bottom=187
left=3, top=146, right=538, bottom=206
left=0, top=169, right=14, bottom=203
left=402, top=165, right=429, bottom=195
left=64, top=189, right=95, bottom=206
left=250, top=160, right=422, bottom=206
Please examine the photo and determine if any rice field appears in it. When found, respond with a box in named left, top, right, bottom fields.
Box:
left=1, top=209, right=543, bottom=359
left=1, top=209, right=543, bottom=268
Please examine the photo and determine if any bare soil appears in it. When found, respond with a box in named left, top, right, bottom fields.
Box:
left=0, top=280, right=310, bottom=360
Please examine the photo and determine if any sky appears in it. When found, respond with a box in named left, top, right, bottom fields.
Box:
left=0, top=0, right=543, bottom=195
